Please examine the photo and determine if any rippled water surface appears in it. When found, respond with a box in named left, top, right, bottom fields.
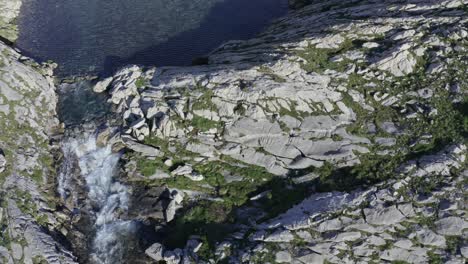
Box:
left=16, top=0, right=288, bottom=76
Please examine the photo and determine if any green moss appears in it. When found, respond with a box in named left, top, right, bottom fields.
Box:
left=135, top=157, right=167, bottom=177
left=0, top=210, right=11, bottom=248
left=32, top=256, right=48, bottom=264
left=190, top=115, right=223, bottom=132
left=427, top=251, right=443, bottom=264
left=445, top=236, right=462, bottom=255
left=192, top=90, right=218, bottom=111
left=297, top=38, right=356, bottom=73
left=163, top=200, right=233, bottom=257
left=135, top=77, right=147, bottom=88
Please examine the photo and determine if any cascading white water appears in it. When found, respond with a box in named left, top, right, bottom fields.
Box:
left=59, top=133, right=135, bottom=264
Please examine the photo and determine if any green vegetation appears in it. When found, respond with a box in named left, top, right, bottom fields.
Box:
left=14, top=189, right=48, bottom=227
left=297, top=38, right=355, bottom=73
left=445, top=236, right=462, bottom=255
left=132, top=31, right=468, bottom=263
left=427, top=251, right=443, bottom=264
left=135, top=77, right=147, bottom=88
left=190, top=115, right=222, bottom=132
left=32, top=256, right=48, bottom=264
left=0, top=198, right=11, bottom=249
left=164, top=201, right=233, bottom=259
left=191, top=90, right=218, bottom=111
left=156, top=156, right=314, bottom=255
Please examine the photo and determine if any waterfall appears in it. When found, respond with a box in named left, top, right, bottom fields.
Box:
left=58, top=132, right=135, bottom=264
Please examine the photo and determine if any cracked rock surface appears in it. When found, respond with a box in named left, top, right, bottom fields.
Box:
left=92, top=0, right=467, bottom=263
left=0, top=0, right=467, bottom=263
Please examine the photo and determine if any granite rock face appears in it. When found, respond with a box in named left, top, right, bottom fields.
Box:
left=0, top=0, right=21, bottom=42
left=98, top=0, right=467, bottom=263
left=0, top=42, right=78, bottom=263
left=0, top=0, right=467, bottom=263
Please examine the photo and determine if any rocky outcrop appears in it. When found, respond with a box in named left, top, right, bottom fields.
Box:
left=1, top=0, right=465, bottom=262
left=91, top=0, right=468, bottom=263
left=100, top=0, right=467, bottom=175
left=158, top=144, right=467, bottom=263
left=0, top=41, right=78, bottom=263
left=0, top=0, right=21, bottom=42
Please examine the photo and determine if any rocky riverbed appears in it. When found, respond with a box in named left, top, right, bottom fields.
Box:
left=0, top=0, right=467, bottom=263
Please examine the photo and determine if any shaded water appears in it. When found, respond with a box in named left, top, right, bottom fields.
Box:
left=16, top=0, right=288, bottom=76
left=57, top=81, right=111, bottom=126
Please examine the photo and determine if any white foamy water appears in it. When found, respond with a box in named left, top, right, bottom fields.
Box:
left=59, top=133, right=134, bottom=264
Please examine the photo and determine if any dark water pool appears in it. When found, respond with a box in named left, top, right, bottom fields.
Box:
left=16, top=0, right=288, bottom=77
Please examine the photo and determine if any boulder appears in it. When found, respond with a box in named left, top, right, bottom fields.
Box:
left=165, top=200, right=177, bottom=222
left=364, top=206, right=405, bottom=225
left=145, top=243, right=165, bottom=261
left=171, top=165, right=193, bottom=176
left=184, top=172, right=204, bottom=181
left=376, top=49, right=417, bottom=77
left=93, top=77, right=113, bottom=93
left=435, top=217, right=468, bottom=236
left=415, top=229, right=446, bottom=248
left=171, top=165, right=204, bottom=181
left=163, top=248, right=183, bottom=264
left=124, top=140, right=162, bottom=157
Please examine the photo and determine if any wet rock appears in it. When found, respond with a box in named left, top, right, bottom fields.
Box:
left=96, top=127, right=112, bottom=146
